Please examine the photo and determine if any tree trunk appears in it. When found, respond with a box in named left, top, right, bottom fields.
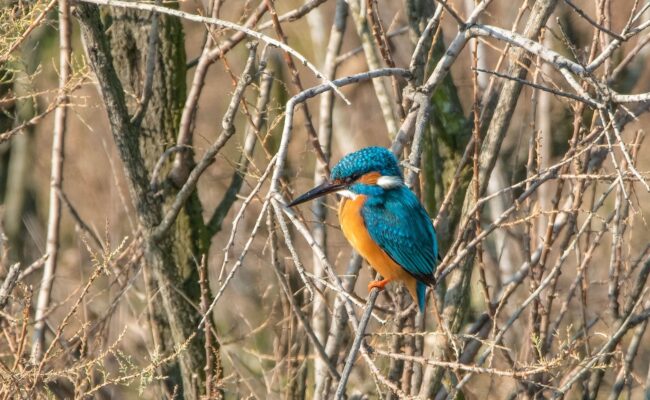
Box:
left=76, top=4, right=207, bottom=399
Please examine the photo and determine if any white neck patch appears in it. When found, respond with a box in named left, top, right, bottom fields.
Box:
left=377, top=176, right=403, bottom=189
left=337, top=189, right=358, bottom=199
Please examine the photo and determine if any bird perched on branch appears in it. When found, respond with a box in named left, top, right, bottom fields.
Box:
left=288, top=146, right=438, bottom=312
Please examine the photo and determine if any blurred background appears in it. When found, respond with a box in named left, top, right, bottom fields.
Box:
left=1, top=0, right=650, bottom=398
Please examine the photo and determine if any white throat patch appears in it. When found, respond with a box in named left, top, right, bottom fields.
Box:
left=377, top=176, right=403, bottom=189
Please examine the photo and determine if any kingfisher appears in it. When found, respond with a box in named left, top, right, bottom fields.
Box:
left=288, top=146, right=438, bottom=312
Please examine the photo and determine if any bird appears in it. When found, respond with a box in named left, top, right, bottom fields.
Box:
left=288, top=146, right=439, bottom=312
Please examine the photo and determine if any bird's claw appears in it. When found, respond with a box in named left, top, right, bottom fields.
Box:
left=367, top=279, right=389, bottom=292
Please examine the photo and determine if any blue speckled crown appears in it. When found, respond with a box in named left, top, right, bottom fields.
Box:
left=331, top=147, right=402, bottom=180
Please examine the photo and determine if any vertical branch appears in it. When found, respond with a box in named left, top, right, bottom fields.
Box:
left=199, top=255, right=222, bottom=399
left=31, top=0, right=71, bottom=362
left=172, top=1, right=267, bottom=184
left=206, top=59, right=274, bottom=236
left=535, top=27, right=554, bottom=241
left=312, top=0, right=348, bottom=394
left=466, top=0, right=517, bottom=285
left=347, top=0, right=398, bottom=135
left=315, top=253, right=362, bottom=399
left=470, top=24, right=491, bottom=314
left=587, top=128, right=644, bottom=398
left=400, top=313, right=416, bottom=394
left=269, top=206, right=341, bottom=382
left=537, top=5, right=617, bottom=364
left=605, top=130, right=642, bottom=322
left=385, top=294, right=410, bottom=399
left=366, top=0, right=405, bottom=120
left=607, top=319, right=648, bottom=400
left=419, top=0, right=558, bottom=396
left=263, top=0, right=328, bottom=166
left=170, top=0, right=221, bottom=185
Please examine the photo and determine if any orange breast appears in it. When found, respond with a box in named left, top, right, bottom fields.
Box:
left=338, top=195, right=418, bottom=300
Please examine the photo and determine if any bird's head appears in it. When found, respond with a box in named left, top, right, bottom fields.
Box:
left=288, top=146, right=403, bottom=207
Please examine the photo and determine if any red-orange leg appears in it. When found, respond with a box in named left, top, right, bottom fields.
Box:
left=367, top=279, right=390, bottom=292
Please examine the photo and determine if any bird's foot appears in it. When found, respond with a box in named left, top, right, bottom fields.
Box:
left=367, top=279, right=390, bottom=292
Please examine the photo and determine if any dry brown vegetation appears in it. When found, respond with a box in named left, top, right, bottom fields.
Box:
left=1, top=0, right=650, bottom=398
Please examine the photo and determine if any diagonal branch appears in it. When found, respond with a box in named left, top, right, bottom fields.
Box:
left=269, top=68, right=411, bottom=194
left=334, top=288, right=381, bottom=398
left=76, top=0, right=350, bottom=104
left=266, top=211, right=341, bottom=382
left=153, top=44, right=257, bottom=240
left=206, top=63, right=274, bottom=237
left=172, top=0, right=255, bottom=184
left=263, top=0, right=328, bottom=166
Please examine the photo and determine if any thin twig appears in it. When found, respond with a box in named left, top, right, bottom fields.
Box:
left=57, top=188, right=104, bottom=251
left=267, top=211, right=341, bottom=381
left=475, top=67, right=601, bottom=106
left=269, top=68, right=410, bottom=194
left=206, top=64, right=274, bottom=237
left=263, top=0, right=329, bottom=166
left=153, top=44, right=257, bottom=240
left=562, top=0, right=625, bottom=40
left=0, top=0, right=58, bottom=64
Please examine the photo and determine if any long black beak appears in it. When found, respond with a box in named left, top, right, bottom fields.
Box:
left=287, top=181, right=345, bottom=207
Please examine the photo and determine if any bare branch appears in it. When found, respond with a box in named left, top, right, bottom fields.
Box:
left=0, top=263, right=20, bottom=312
left=153, top=44, right=257, bottom=240
left=31, top=0, right=71, bottom=363
left=562, top=0, right=625, bottom=40
left=335, top=288, right=381, bottom=398
left=76, top=0, right=350, bottom=104
left=206, top=64, right=274, bottom=237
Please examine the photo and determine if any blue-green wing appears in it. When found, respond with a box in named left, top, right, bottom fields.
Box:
left=361, top=186, right=438, bottom=285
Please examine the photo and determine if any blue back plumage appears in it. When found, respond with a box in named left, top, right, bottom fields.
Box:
left=361, top=186, right=438, bottom=285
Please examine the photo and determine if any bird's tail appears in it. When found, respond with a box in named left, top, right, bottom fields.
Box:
left=416, top=281, right=427, bottom=312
